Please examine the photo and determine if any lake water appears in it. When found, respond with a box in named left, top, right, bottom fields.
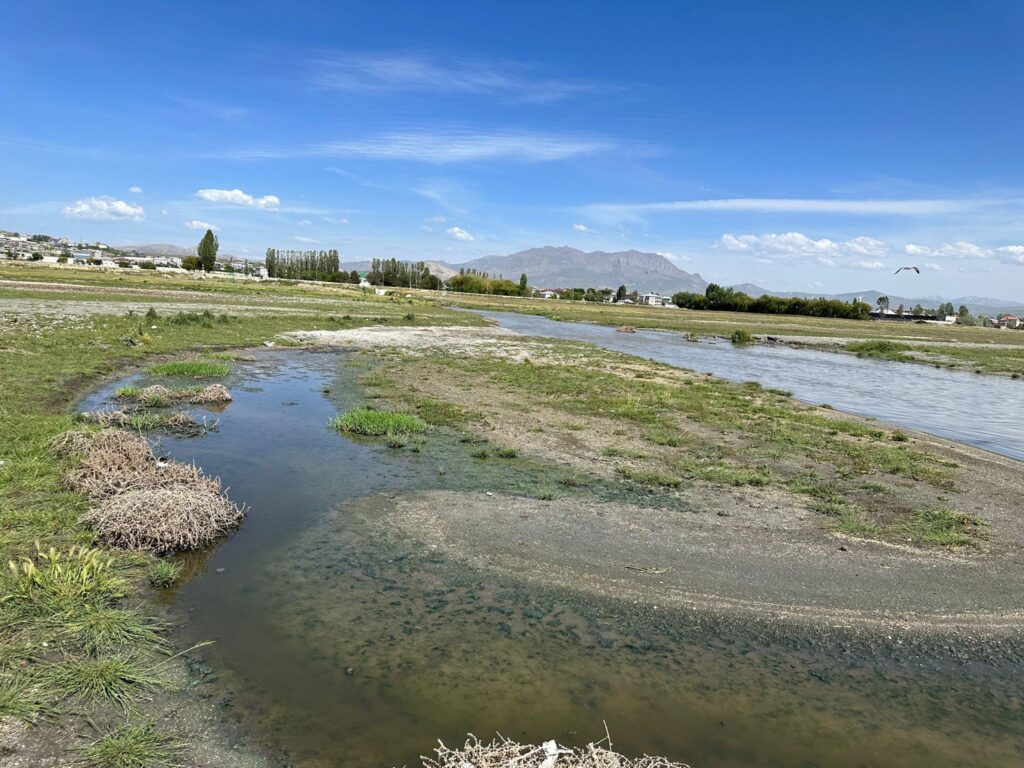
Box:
left=472, top=309, right=1024, bottom=461
left=80, top=350, right=1024, bottom=768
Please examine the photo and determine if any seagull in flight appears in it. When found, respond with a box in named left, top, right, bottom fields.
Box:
left=894, top=266, right=920, bottom=274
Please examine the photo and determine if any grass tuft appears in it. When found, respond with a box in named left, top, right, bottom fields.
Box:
left=148, top=560, right=181, bottom=589
left=82, top=722, right=181, bottom=768
left=146, top=361, right=230, bottom=379
left=42, top=655, right=162, bottom=710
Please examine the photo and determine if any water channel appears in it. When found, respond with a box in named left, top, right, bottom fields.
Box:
left=80, top=345, right=1024, bottom=768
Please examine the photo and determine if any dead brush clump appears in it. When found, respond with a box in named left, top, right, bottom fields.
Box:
left=62, top=429, right=218, bottom=501
left=81, top=485, right=245, bottom=553
left=424, top=736, right=689, bottom=768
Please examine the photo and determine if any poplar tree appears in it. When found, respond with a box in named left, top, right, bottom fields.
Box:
left=197, top=229, right=219, bottom=272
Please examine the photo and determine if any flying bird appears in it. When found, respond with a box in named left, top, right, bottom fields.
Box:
left=894, top=266, right=920, bottom=274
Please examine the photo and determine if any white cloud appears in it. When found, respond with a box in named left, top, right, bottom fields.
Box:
left=923, top=262, right=944, bottom=271
left=905, top=241, right=1024, bottom=265
left=228, top=131, right=612, bottom=163
left=851, top=260, right=886, bottom=270
left=184, top=219, right=217, bottom=231
left=997, top=245, right=1024, bottom=264
left=128, top=185, right=143, bottom=194
left=573, top=223, right=596, bottom=232
left=297, top=219, right=312, bottom=226
left=311, top=52, right=596, bottom=103
left=63, top=196, right=145, bottom=221
left=657, top=251, right=690, bottom=263
left=292, top=235, right=319, bottom=244
left=904, top=241, right=989, bottom=259
left=446, top=226, right=474, bottom=242
left=718, top=232, right=888, bottom=264
left=195, top=188, right=280, bottom=210
left=426, top=215, right=448, bottom=224
left=321, top=215, right=349, bottom=225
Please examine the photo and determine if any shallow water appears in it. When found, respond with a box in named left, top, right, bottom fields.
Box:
left=82, top=351, right=1024, bottom=767
left=473, top=309, right=1024, bottom=460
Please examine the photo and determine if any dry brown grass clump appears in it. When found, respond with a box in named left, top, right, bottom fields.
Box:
left=424, top=737, right=689, bottom=768
left=81, top=485, right=245, bottom=553
left=49, top=429, right=95, bottom=457
left=189, top=384, right=232, bottom=404
left=62, top=429, right=217, bottom=500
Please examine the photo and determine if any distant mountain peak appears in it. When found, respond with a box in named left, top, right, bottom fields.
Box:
left=460, top=246, right=706, bottom=293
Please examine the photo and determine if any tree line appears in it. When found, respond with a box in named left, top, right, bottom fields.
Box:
left=366, top=258, right=443, bottom=289
left=264, top=248, right=359, bottom=282
left=445, top=267, right=527, bottom=296
left=672, top=284, right=872, bottom=319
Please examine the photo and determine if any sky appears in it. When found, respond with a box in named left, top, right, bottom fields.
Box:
left=2, top=0, right=1023, bottom=299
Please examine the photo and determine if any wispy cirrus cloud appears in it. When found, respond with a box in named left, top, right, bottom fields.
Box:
left=310, top=52, right=598, bottom=103
left=581, top=197, right=981, bottom=223
left=63, top=196, right=144, bottom=221
left=195, top=188, right=280, bottom=210
left=224, top=130, right=613, bottom=164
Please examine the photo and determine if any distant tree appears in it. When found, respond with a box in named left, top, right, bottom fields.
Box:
left=181, top=255, right=201, bottom=270
left=519, top=273, right=528, bottom=296
left=197, top=229, right=219, bottom=272
left=876, top=295, right=890, bottom=311
left=896, top=304, right=905, bottom=316
left=912, top=304, right=924, bottom=316
left=615, top=285, right=627, bottom=302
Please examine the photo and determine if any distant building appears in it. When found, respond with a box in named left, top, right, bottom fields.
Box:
left=538, top=289, right=558, bottom=299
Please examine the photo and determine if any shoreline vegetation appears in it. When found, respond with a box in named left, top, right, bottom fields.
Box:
left=0, top=272, right=482, bottom=766
left=2, top=264, right=1022, bottom=766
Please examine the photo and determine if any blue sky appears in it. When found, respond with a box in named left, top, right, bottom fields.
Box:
left=2, top=0, right=1023, bottom=298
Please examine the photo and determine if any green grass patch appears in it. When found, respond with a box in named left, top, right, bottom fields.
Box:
left=328, top=408, right=428, bottom=437
left=731, top=329, right=755, bottom=344
left=846, top=340, right=913, bottom=362
left=617, top=466, right=684, bottom=488
left=146, top=360, right=230, bottom=379
left=906, top=508, right=986, bottom=547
